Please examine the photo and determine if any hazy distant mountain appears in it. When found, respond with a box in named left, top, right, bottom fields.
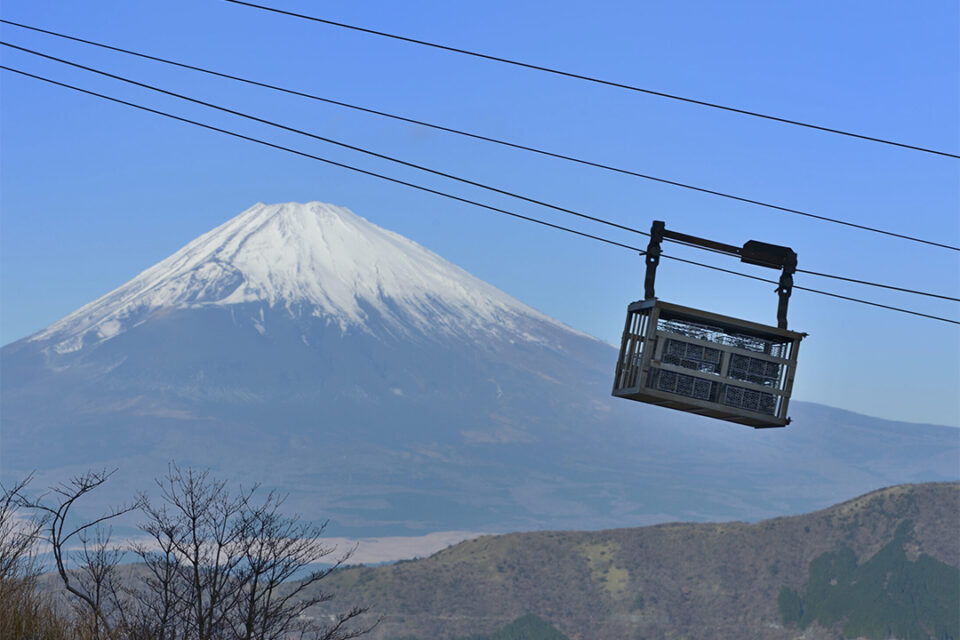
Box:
left=2, top=201, right=957, bottom=537
left=312, top=483, right=960, bottom=640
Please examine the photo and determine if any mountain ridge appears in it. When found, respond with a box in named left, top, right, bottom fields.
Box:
left=310, top=482, right=960, bottom=640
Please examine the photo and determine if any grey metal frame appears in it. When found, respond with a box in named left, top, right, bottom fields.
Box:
left=613, top=299, right=805, bottom=428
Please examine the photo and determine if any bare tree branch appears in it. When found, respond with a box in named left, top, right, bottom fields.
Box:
left=8, top=465, right=373, bottom=640
left=14, top=469, right=140, bottom=639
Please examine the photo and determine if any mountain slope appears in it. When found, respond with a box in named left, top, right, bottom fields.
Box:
left=30, top=201, right=571, bottom=351
left=1, top=201, right=957, bottom=538
left=311, top=483, right=960, bottom=640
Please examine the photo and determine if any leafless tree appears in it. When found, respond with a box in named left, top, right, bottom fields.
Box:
left=130, top=464, right=375, bottom=640
left=228, top=489, right=369, bottom=640
left=12, top=469, right=140, bottom=639
left=132, top=466, right=250, bottom=640
left=128, top=500, right=189, bottom=640
left=8, top=465, right=375, bottom=640
left=1, top=474, right=51, bottom=636
left=0, top=474, right=44, bottom=587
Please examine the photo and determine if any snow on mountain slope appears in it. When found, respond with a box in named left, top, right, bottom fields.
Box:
left=32, top=202, right=577, bottom=354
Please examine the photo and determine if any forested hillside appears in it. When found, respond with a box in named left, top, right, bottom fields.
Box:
left=312, top=482, right=959, bottom=640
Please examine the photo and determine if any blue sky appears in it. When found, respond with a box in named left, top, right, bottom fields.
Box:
left=1, top=0, right=958, bottom=425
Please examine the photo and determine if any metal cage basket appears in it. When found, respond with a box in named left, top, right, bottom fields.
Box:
left=613, top=299, right=804, bottom=428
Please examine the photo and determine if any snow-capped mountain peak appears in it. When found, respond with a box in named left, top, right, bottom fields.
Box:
left=32, top=201, right=570, bottom=353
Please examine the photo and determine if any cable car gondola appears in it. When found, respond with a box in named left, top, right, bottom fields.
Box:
left=612, top=221, right=806, bottom=428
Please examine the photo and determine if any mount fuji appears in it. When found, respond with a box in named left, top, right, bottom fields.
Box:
left=30, top=201, right=574, bottom=351
left=2, top=201, right=957, bottom=538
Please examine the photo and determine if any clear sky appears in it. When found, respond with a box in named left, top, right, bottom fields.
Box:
left=1, top=0, right=958, bottom=425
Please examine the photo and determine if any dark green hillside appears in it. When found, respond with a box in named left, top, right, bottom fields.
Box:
left=458, top=614, right=569, bottom=640
left=309, top=483, right=959, bottom=640
left=391, top=613, right=569, bottom=640
left=779, top=520, right=959, bottom=639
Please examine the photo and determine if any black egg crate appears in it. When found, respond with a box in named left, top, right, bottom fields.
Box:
left=612, top=300, right=803, bottom=428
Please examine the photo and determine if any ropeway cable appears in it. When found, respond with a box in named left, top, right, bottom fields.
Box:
left=4, top=39, right=957, bottom=305
left=0, top=64, right=644, bottom=254
left=665, top=237, right=960, bottom=302
left=2, top=64, right=957, bottom=326
left=2, top=20, right=956, bottom=253
left=222, top=0, right=960, bottom=160
left=0, top=40, right=648, bottom=241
